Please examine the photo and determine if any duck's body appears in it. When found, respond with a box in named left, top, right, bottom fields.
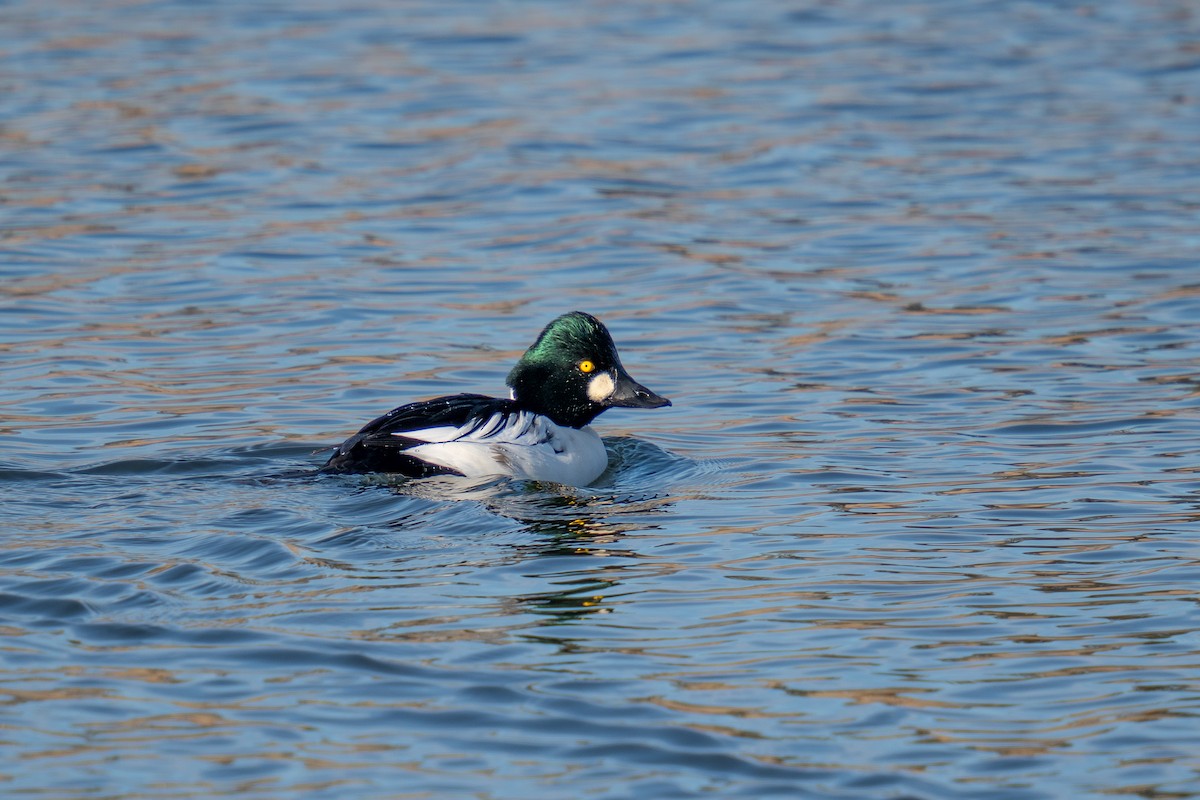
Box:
left=324, top=393, right=610, bottom=485
left=323, top=312, right=670, bottom=486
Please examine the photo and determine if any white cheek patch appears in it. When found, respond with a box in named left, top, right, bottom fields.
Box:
left=587, top=372, right=615, bottom=403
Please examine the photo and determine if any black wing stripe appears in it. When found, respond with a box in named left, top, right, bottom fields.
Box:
left=323, top=394, right=521, bottom=475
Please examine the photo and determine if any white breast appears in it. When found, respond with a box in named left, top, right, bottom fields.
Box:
left=401, top=411, right=610, bottom=486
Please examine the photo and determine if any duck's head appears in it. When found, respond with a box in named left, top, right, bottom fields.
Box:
left=506, top=311, right=671, bottom=429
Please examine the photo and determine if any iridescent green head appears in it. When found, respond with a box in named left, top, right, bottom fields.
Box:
left=506, top=311, right=671, bottom=428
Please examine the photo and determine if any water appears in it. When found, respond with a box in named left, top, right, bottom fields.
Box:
left=3, top=1, right=1200, bottom=797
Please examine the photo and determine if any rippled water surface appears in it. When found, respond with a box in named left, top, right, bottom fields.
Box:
left=4, top=1, right=1200, bottom=798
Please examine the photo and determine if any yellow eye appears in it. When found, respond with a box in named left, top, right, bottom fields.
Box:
left=579, top=360, right=595, bottom=374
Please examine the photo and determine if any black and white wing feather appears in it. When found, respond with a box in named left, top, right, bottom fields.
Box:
left=323, top=393, right=532, bottom=476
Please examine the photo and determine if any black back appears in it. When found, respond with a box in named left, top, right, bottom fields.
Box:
left=322, top=393, right=515, bottom=476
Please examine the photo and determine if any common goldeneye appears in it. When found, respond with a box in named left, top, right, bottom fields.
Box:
left=323, top=311, right=671, bottom=486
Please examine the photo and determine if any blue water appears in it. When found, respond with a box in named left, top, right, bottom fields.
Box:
left=3, top=1, right=1200, bottom=798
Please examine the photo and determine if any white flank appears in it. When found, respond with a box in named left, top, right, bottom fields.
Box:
left=587, top=372, right=615, bottom=404
left=400, top=411, right=609, bottom=486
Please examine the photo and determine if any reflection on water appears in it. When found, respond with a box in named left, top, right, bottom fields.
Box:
left=4, top=0, right=1200, bottom=798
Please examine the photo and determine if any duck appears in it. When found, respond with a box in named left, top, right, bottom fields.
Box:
left=323, top=311, right=671, bottom=486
